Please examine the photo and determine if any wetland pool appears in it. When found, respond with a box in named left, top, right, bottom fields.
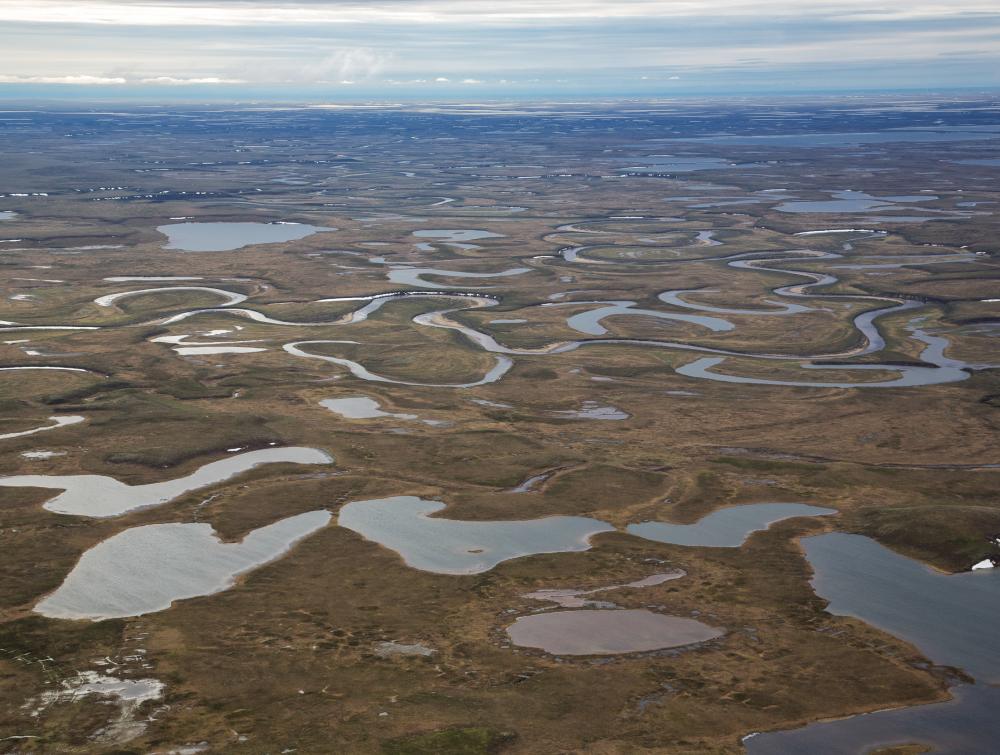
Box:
left=507, top=609, right=723, bottom=655
left=321, top=396, right=446, bottom=425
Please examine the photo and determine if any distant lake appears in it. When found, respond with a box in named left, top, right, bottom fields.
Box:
left=671, top=129, right=1000, bottom=147
left=158, top=222, right=333, bottom=252
left=952, top=158, right=1000, bottom=167
left=621, top=157, right=762, bottom=173
left=776, top=190, right=936, bottom=214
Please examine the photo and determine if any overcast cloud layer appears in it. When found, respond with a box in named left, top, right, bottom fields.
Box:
left=0, top=0, right=998, bottom=97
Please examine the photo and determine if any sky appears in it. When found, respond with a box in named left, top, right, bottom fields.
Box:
left=0, top=0, right=999, bottom=99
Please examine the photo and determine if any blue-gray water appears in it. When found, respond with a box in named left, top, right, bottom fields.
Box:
left=36, top=511, right=331, bottom=620
left=803, top=533, right=1000, bottom=681
left=746, top=532, right=1000, bottom=754
left=337, top=495, right=614, bottom=574
left=158, top=222, right=332, bottom=252
left=626, top=503, right=837, bottom=548
left=0, top=447, right=331, bottom=517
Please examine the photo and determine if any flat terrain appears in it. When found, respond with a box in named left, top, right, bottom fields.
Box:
left=0, top=98, right=998, bottom=753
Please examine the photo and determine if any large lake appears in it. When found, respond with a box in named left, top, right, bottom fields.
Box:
left=746, top=532, right=1000, bottom=753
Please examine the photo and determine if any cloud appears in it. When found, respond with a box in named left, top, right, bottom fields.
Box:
left=302, top=48, right=391, bottom=82
left=0, top=74, right=126, bottom=84
left=2, top=1, right=998, bottom=27
left=0, top=1, right=997, bottom=93
left=139, top=76, right=246, bottom=84
left=0, top=74, right=247, bottom=86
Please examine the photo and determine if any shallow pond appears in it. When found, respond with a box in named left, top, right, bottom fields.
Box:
left=0, top=446, right=331, bottom=517
left=337, top=495, right=614, bottom=574
left=36, top=510, right=331, bottom=620
left=627, top=503, right=836, bottom=548
left=321, top=396, right=445, bottom=425
left=322, top=396, right=416, bottom=420
left=507, top=609, right=723, bottom=655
